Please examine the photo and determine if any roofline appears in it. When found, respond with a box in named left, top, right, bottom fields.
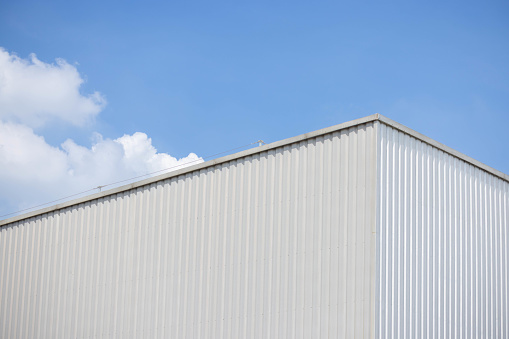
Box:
left=1, top=113, right=507, bottom=226
left=377, top=114, right=509, bottom=183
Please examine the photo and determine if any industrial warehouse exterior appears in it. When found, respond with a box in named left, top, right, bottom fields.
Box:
left=1, top=114, right=508, bottom=338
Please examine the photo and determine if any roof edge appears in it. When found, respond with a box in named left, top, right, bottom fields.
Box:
left=0, top=114, right=380, bottom=226
left=377, top=115, right=509, bottom=183
left=1, top=113, right=507, bottom=226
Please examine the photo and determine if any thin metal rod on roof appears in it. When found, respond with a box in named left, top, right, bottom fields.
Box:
left=0, top=140, right=265, bottom=219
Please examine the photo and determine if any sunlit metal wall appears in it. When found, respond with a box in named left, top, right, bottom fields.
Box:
left=376, top=123, right=509, bottom=339
left=0, top=122, right=378, bottom=338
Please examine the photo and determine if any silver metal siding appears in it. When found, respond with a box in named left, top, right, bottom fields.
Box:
left=0, top=122, right=378, bottom=338
left=376, top=123, right=509, bottom=339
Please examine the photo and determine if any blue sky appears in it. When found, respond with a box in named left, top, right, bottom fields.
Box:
left=0, top=1, right=508, bottom=217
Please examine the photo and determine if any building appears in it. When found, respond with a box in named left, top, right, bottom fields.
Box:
left=1, top=114, right=508, bottom=338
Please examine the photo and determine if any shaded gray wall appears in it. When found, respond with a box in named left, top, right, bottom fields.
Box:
left=1, top=122, right=378, bottom=338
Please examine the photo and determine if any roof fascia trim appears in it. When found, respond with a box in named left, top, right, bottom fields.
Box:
left=2, top=113, right=507, bottom=226
left=0, top=114, right=380, bottom=226
left=377, top=115, right=509, bottom=183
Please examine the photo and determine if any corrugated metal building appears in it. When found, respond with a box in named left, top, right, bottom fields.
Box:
left=1, top=114, right=508, bottom=338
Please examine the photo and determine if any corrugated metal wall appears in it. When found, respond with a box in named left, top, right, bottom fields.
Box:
left=0, top=122, right=378, bottom=338
left=376, top=123, right=509, bottom=339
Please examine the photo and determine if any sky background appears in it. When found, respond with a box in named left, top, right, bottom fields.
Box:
left=0, top=1, right=508, bottom=218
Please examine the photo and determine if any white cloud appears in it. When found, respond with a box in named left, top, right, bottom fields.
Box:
left=0, top=48, right=106, bottom=127
left=0, top=48, right=204, bottom=218
left=0, top=121, right=202, bottom=216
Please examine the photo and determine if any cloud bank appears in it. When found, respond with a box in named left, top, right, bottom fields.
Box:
left=0, top=49, right=202, bottom=218
left=0, top=48, right=106, bottom=127
left=0, top=121, right=201, bottom=212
